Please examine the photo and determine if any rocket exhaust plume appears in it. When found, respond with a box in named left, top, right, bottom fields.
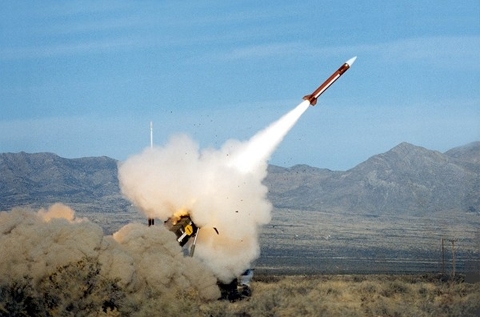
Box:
left=118, top=57, right=355, bottom=282
left=118, top=101, right=310, bottom=282
left=229, top=101, right=310, bottom=173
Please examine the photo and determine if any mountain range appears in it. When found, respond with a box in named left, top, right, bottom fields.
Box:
left=1, top=142, right=479, bottom=215
left=265, top=142, right=480, bottom=214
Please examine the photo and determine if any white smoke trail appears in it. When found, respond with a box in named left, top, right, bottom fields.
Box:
left=118, top=101, right=310, bottom=282
left=228, top=100, right=310, bottom=174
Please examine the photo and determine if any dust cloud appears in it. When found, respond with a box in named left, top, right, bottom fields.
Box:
left=118, top=101, right=310, bottom=282
left=0, top=204, right=220, bottom=301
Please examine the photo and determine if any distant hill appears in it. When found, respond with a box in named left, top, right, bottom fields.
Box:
left=1, top=142, right=479, bottom=214
left=0, top=152, right=129, bottom=212
left=265, top=142, right=480, bottom=214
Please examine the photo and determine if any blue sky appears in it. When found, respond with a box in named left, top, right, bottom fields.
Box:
left=1, top=1, right=479, bottom=170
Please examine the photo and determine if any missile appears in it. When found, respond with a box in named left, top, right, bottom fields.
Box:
left=303, top=56, right=357, bottom=106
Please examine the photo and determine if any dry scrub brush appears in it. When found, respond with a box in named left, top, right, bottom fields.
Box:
left=200, top=274, right=480, bottom=317
left=0, top=257, right=209, bottom=317
left=1, top=265, right=479, bottom=316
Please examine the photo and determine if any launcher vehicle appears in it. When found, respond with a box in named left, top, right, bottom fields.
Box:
left=149, top=215, right=252, bottom=301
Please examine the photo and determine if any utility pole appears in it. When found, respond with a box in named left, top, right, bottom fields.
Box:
left=441, top=238, right=445, bottom=275
left=448, top=239, right=457, bottom=278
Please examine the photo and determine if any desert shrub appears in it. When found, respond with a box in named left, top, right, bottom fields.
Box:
left=6, top=270, right=477, bottom=317
left=432, top=282, right=480, bottom=317
left=352, top=275, right=367, bottom=283
left=0, top=256, right=223, bottom=316
left=379, top=279, right=411, bottom=298
left=129, top=288, right=202, bottom=316
left=39, top=258, right=115, bottom=315
left=0, top=277, right=47, bottom=317
left=0, top=258, right=125, bottom=317
left=253, top=274, right=283, bottom=284
left=367, top=296, right=408, bottom=317
left=199, top=274, right=480, bottom=317
left=358, top=280, right=378, bottom=294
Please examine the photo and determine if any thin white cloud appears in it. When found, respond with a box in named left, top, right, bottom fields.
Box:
left=372, top=36, right=480, bottom=70
left=328, top=36, right=480, bottom=70
left=0, top=36, right=150, bottom=60
left=219, top=42, right=308, bottom=60
left=208, top=35, right=480, bottom=70
left=31, top=16, right=148, bottom=38
left=31, top=1, right=132, bottom=20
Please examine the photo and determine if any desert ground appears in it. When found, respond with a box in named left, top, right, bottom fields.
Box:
left=87, top=206, right=480, bottom=275
left=199, top=274, right=480, bottom=317
left=2, top=270, right=479, bottom=316
left=1, top=206, right=479, bottom=316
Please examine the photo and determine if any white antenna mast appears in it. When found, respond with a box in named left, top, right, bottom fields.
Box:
left=150, top=121, right=153, bottom=148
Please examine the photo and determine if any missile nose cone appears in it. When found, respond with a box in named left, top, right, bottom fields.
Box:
left=346, top=56, right=357, bottom=67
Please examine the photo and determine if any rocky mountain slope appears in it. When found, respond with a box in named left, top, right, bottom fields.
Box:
left=1, top=142, right=479, bottom=214
left=0, top=152, right=129, bottom=212
left=266, top=142, right=480, bottom=214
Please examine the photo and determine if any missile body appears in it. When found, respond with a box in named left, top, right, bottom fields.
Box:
left=303, top=56, right=356, bottom=106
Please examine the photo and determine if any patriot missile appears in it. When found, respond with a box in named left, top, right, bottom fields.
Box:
left=303, top=56, right=357, bottom=106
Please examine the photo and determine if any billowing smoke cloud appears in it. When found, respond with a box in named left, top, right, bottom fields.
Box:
left=118, top=101, right=310, bottom=282
left=0, top=204, right=220, bottom=301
